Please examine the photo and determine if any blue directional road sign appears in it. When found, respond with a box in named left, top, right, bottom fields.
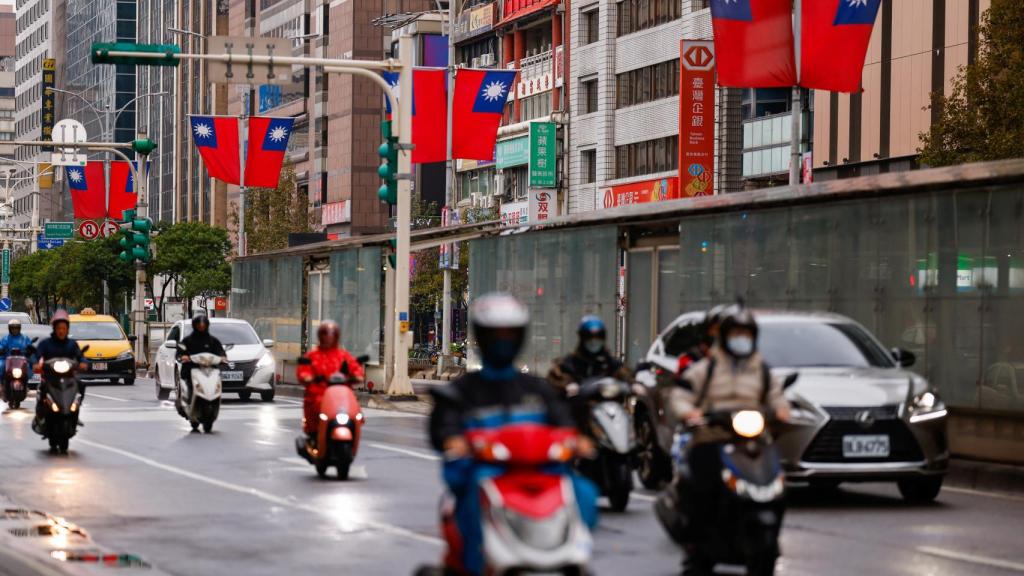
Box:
left=37, top=237, right=65, bottom=250
left=0, top=298, right=11, bottom=312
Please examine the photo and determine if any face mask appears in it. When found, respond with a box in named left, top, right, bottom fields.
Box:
left=726, top=336, right=754, bottom=358
left=482, top=339, right=519, bottom=370
left=584, top=339, right=604, bottom=355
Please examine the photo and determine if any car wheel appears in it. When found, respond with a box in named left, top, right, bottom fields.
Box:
left=238, top=391, right=251, bottom=402
left=897, top=476, right=943, bottom=504
left=260, top=389, right=275, bottom=402
left=124, top=377, right=135, bottom=386
left=634, top=409, right=671, bottom=490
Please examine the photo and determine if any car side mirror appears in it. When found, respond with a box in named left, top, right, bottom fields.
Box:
left=297, top=357, right=312, bottom=366
left=80, top=345, right=90, bottom=354
left=128, top=335, right=138, bottom=343
left=356, top=355, right=370, bottom=365
left=225, top=343, right=235, bottom=351
left=783, top=373, right=799, bottom=390
left=636, top=361, right=653, bottom=373
left=262, top=339, right=275, bottom=348
left=163, top=340, right=178, bottom=349
left=892, top=348, right=916, bottom=368
left=30, top=337, right=38, bottom=344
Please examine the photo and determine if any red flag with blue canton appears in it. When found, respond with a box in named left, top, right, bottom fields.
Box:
left=382, top=69, right=448, bottom=164
left=107, top=161, right=148, bottom=219
left=190, top=115, right=240, bottom=185
left=452, top=69, right=517, bottom=160
left=66, top=164, right=105, bottom=219
left=801, top=0, right=881, bottom=92
left=245, top=116, right=295, bottom=188
left=710, top=0, right=796, bottom=87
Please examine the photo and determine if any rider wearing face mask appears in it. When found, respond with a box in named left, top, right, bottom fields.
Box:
left=548, top=315, right=632, bottom=397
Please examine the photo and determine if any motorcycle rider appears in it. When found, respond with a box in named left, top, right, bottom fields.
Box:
left=32, top=311, right=86, bottom=434
left=548, top=315, right=632, bottom=396
left=429, top=293, right=598, bottom=576
left=0, top=319, right=34, bottom=380
left=676, top=304, right=728, bottom=376
left=296, top=321, right=364, bottom=448
left=665, top=307, right=791, bottom=575
left=176, top=314, right=227, bottom=402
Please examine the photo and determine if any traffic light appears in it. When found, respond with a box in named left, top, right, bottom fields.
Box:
left=119, top=216, right=152, bottom=264
left=131, top=138, right=157, bottom=155
left=377, top=120, right=398, bottom=205
left=91, top=42, right=181, bottom=67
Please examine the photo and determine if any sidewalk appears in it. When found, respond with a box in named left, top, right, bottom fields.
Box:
left=946, top=458, right=1024, bottom=497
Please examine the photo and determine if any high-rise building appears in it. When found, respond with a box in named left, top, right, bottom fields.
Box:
left=0, top=4, right=16, bottom=161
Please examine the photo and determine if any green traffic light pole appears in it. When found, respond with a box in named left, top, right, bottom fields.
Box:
left=90, top=39, right=416, bottom=396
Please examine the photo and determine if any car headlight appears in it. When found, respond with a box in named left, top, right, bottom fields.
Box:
left=256, top=352, right=274, bottom=369
left=53, top=360, right=71, bottom=374
left=909, top=390, right=947, bottom=423
left=116, top=350, right=134, bottom=361
left=11, top=367, right=23, bottom=379
left=336, top=413, right=350, bottom=425
left=732, top=410, right=766, bottom=438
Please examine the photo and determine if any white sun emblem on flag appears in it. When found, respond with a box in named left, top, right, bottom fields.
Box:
left=847, top=0, right=869, bottom=6
left=193, top=123, right=212, bottom=138
left=68, top=169, right=82, bottom=183
left=269, top=126, right=288, bottom=142
left=481, top=81, right=507, bottom=102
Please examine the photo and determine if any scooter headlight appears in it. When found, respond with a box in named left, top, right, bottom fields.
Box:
left=11, top=367, right=22, bottom=379
left=600, top=382, right=620, bottom=399
left=336, top=413, right=350, bottom=425
left=732, top=410, right=765, bottom=438
left=53, top=360, right=71, bottom=374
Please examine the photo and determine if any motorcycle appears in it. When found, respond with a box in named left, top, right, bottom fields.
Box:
left=655, top=409, right=785, bottom=576
left=417, top=424, right=593, bottom=576
left=2, top=339, right=36, bottom=409
left=295, top=355, right=367, bottom=480
left=573, top=376, right=635, bottom=512
left=176, top=347, right=224, bottom=433
left=36, top=350, right=88, bottom=454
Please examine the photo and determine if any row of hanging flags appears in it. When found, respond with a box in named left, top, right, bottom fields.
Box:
left=711, top=0, right=882, bottom=92
left=66, top=162, right=142, bottom=220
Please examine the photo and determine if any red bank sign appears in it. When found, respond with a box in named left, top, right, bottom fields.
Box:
left=679, top=40, right=715, bottom=197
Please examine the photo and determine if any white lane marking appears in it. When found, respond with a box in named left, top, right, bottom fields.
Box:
left=631, top=493, right=657, bottom=502
left=85, top=392, right=130, bottom=402
left=76, top=438, right=442, bottom=546
left=366, top=442, right=440, bottom=461
left=917, top=546, right=1024, bottom=573
left=943, top=486, right=1024, bottom=504
left=273, top=398, right=303, bottom=406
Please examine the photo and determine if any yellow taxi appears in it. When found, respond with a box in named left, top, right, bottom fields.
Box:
left=68, top=308, right=137, bottom=385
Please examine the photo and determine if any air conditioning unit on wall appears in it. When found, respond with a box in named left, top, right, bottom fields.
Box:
left=471, top=57, right=481, bottom=68
left=479, top=53, right=495, bottom=68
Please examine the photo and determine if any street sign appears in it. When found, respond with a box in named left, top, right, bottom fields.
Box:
left=78, top=220, right=100, bottom=240
left=529, top=121, right=556, bottom=188
left=44, top=221, right=74, bottom=239
left=206, top=36, right=293, bottom=85
left=37, top=237, right=65, bottom=250
left=1, top=249, right=9, bottom=285
left=144, top=298, right=155, bottom=311
left=101, top=219, right=121, bottom=238
left=0, top=298, right=10, bottom=312
left=50, top=119, right=88, bottom=167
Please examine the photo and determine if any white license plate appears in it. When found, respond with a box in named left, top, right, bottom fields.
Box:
left=221, top=371, right=244, bottom=382
left=92, top=362, right=108, bottom=371
left=842, top=434, right=890, bottom=458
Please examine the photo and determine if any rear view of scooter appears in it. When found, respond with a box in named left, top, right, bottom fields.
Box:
left=295, top=355, right=367, bottom=479
left=2, top=339, right=35, bottom=410
left=176, top=346, right=223, bottom=433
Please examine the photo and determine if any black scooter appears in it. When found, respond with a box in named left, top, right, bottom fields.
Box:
left=656, top=409, right=785, bottom=576
left=2, top=339, right=36, bottom=409
left=36, top=348, right=87, bottom=454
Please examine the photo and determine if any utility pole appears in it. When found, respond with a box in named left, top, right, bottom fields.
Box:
left=789, top=0, right=802, bottom=186
left=439, top=0, right=457, bottom=376
left=133, top=130, right=150, bottom=365
left=390, top=33, right=415, bottom=396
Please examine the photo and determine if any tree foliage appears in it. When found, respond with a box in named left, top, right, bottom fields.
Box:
left=919, top=1, right=1024, bottom=166
left=232, top=162, right=314, bottom=254
left=151, top=221, right=232, bottom=310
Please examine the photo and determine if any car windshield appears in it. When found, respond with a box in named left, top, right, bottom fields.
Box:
left=758, top=320, right=895, bottom=368
left=0, top=313, right=31, bottom=324
left=70, top=322, right=127, bottom=341
left=182, top=322, right=261, bottom=345
left=20, top=325, right=51, bottom=341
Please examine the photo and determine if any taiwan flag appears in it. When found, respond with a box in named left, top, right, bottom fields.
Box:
left=801, top=0, right=882, bottom=92
left=66, top=164, right=105, bottom=220
left=245, top=116, right=295, bottom=188
left=382, top=69, right=448, bottom=164
left=190, top=115, right=240, bottom=185
left=452, top=69, right=517, bottom=161
left=710, top=0, right=796, bottom=87
left=107, top=161, right=148, bottom=220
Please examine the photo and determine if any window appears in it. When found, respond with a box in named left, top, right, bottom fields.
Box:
left=617, top=60, right=679, bottom=108
left=617, top=0, right=680, bottom=36
left=615, top=136, right=678, bottom=179
left=741, top=88, right=794, bottom=120
left=503, top=166, right=529, bottom=201
left=581, top=149, right=597, bottom=184
left=581, top=9, right=599, bottom=45
left=521, top=92, right=551, bottom=122
left=580, top=77, right=598, bottom=114
left=459, top=167, right=495, bottom=201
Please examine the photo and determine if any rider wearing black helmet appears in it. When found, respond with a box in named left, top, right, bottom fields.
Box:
left=33, top=310, right=87, bottom=432
left=177, top=314, right=227, bottom=401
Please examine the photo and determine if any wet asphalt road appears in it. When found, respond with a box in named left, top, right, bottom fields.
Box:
left=0, top=380, right=1023, bottom=576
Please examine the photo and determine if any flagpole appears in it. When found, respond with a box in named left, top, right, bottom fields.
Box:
left=439, top=0, right=457, bottom=377
left=789, top=0, right=802, bottom=186
left=239, top=103, right=248, bottom=257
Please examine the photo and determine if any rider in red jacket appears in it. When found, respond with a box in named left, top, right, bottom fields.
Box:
left=296, top=321, right=364, bottom=440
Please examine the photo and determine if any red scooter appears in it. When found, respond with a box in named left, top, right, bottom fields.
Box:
left=2, top=342, right=35, bottom=410
left=419, top=424, right=594, bottom=576
left=295, top=356, right=367, bottom=480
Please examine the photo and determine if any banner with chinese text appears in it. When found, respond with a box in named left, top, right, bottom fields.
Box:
left=679, top=40, right=714, bottom=197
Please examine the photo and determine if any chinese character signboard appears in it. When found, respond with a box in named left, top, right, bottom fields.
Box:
left=496, top=136, right=529, bottom=168
left=439, top=207, right=462, bottom=269
left=41, top=58, right=56, bottom=152
left=321, top=201, right=351, bottom=225
left=801, top=151, right=813, bottom=183
left=453, top=2, right=496, bottom=43
left=597, top=177, right=679, bottom=209
left=679, top=40, right=714, bottom=197
left=500, top=200, right=529, bottom=227
left=529, top=121, right=556, bottom=188
left=528, top=189, right=556, bottom=222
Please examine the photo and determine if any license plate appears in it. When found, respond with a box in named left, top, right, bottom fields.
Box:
left=842, top=434, right=890, bottom=458
left=221, top=371, right=244, bottom=382
left=92, top=362, right=108, bottom=371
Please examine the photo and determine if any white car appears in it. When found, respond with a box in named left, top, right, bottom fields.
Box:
left=154, top=318, right=277, bottom=402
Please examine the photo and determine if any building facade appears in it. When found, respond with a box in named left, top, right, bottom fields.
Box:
left=0, top=5, right=16, bottom=161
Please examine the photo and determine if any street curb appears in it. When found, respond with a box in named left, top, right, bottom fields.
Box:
left=945, top=458, right=1024, bottom=497
left=276, top=384, right=433, bottom=415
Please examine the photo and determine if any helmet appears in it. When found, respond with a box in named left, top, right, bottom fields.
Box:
left=577, top=315, right=607, bottom=355
left=317, top=320, right=340, bottom=349
left=191, top=314, right=210, bottom=332
left=8, top=319, right=21, bottom=330
left=718, top=307, right=759, bottom=359
left=50, top=310, right=70, bottom=329
left=471, top=293, right=528, bottom=371
left=701, top=303, right=731, bottom=344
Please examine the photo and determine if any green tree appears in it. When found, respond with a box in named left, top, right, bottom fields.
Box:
left=151, top=221, right=232, bottom=316
left=233, top=162, right=314, bottom=254
left=919, top=1, right=1024, bottom=166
